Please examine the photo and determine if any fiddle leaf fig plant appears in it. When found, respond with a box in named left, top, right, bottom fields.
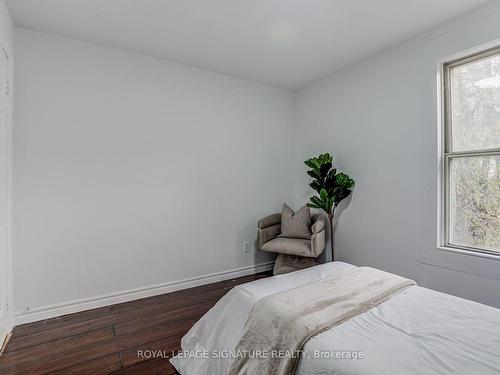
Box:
left=305, top=153, right=354, bottom=261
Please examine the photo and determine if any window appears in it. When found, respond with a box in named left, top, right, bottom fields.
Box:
left=442, top=46, right=500, bottom=255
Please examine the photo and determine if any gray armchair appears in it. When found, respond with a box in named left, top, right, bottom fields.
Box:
left=258, top=213, right=326, bottom=275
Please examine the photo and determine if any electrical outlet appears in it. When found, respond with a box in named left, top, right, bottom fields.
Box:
left=243, top=241, right=251, bottom=253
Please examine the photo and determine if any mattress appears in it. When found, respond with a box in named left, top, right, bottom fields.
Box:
left=170, top=262, right=500, bottom=374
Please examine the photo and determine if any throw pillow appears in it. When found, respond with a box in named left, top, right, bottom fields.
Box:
left=279, top=203, right=312, bottom=239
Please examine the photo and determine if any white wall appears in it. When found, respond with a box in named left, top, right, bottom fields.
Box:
left=0, top=0, right=13, bottom=337
left=293, top=1, right=500, bottom=308
left=13, top=28, right=293, bottom=317
left=0, top=0, right=11, bottom=50
left=12, top=1, right=500, bottom=320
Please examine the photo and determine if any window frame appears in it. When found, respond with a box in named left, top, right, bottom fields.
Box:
left=440, top=45, right=500, bottom=256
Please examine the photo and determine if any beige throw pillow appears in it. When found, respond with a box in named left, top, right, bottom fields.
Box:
left=279, top=203, right=312, bottom=240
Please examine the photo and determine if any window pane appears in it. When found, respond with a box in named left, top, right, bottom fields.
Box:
left=449, top=155, right=500, bottom=252
left=450, top=54, right=500, bottom=152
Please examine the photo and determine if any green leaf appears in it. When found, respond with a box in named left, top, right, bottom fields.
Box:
left=328, top=197, right=335, bottom=211
left=319, top=162, right=332, bottom=179
left=318, top=153, right=333, bottom=165
left=304, top=159, right=319, bottom=170
left=306, top=203, right=321, bottom=209
left=320, top=188, right=328, bottom=201
left=324, top=175, right=336, bottom=191
left=309, top=181, right=322, bottom=193
left=336, top=172, right=348, bottom=184
left=310, top=196, right=323, bottom=207
left=307, top=170, right=321, bottom=180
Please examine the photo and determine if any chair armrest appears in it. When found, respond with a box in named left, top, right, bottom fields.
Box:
left=310, top=215, right=326, bottom=257
left=311, top=229, right=325, bottom=257
left=258, top=213, right=281, bottom=229
left=311, top=219, right=325, bottom=234
left=257, top=213, right=281, bottom=249
left=258, top=226, right=281, bottom=249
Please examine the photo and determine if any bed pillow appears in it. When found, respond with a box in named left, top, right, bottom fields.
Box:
left=279, top=203, right=312, bottom=239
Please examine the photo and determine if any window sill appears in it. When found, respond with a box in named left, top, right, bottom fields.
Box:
left=436, top=246, right=500, bottom=261
left=421, top=246, right=500, bottom=281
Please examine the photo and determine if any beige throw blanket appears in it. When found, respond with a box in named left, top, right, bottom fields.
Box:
left=229, top=266, right=416, bottom=375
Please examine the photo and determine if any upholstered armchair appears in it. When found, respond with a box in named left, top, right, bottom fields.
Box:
left=258, top=213, right=326, bottom=275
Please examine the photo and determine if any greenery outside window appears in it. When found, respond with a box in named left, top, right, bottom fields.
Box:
left=442, top=46, right=500, bottom=255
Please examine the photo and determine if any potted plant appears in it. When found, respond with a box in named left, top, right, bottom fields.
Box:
left=305, top=153, right=354, bottom=261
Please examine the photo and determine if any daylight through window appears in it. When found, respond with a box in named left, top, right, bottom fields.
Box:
left=443, top=47, right=500, bottom=254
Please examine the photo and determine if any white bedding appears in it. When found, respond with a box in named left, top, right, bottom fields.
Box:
left=170, top=262, right=500, bottom=375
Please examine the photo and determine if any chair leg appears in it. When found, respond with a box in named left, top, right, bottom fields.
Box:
left=273, top=254, right=317, bottom=275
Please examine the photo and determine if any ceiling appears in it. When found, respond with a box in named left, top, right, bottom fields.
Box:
left=6, top=0, right=490, bottom=89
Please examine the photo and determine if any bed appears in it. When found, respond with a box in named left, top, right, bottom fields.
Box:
left=170, top=262, right=500, bottom=374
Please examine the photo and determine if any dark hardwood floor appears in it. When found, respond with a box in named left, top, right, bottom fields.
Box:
left=0, top=271, right=272, bottom=374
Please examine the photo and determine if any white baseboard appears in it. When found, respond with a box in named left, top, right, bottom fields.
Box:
left=0, top=310, right=13, bottom=353
left=14, top=261, right=274, bottom=326
left=0, top=331, right=12, bottom=357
